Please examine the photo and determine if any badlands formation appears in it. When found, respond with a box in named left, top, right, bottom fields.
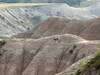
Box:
left=0, top=3, right=100, bottom=75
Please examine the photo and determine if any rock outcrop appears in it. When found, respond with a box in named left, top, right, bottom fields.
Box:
left=0, top=34, right=100, bottom=75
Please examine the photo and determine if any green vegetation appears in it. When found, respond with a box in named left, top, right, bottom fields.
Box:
left=94, top=51, right=100, bottom=65
left=75, top=50, right=100, bottom=75
left=85, top=50, right=100, bottom=70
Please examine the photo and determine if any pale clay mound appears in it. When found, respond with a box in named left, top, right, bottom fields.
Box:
left=15, top=17, right=100, bottom=40
left=0, top=34, right=100, bottom=75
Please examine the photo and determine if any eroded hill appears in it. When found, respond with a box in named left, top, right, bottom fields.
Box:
left=0, top=3, right=99, bottom=37
left=15, top=17, right=100, bottom=40
left=0, top=34, right=100, bottom=75
left=0, top=3, right=100, bottom=75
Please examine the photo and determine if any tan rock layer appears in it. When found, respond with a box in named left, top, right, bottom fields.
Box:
left=15, top=17, right=100, bottom=40
left=0, top=34, right=100, bottom=75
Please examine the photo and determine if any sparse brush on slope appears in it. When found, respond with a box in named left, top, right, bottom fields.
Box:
left=75, top=50, right=100, bottom=75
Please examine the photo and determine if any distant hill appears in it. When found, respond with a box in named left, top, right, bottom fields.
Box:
left=14, top=17, right=100, bottom=40
left=0, top=3, right=100, bottom=37
left=0, top=3, right=97, bottom=37
left=0, top=0, right=100, bottom=7
left=0, top=0, right=88, bottom=6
